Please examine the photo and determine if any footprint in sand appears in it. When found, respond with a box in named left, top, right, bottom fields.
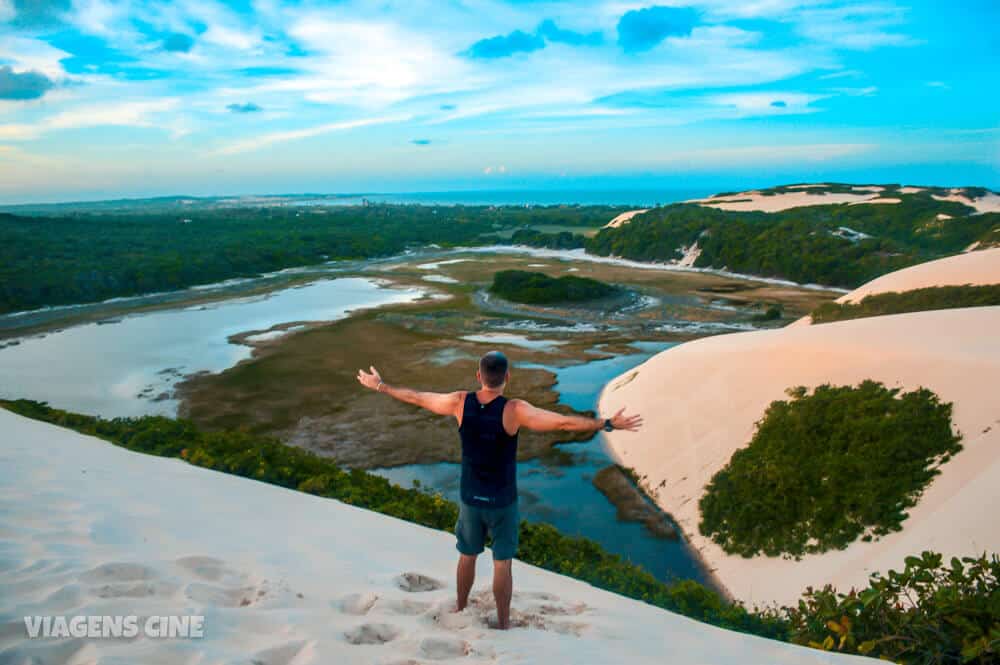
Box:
left=338, top=592, right=379, bottom=615
left=462, top=589, right=589, bottom=635
left=396, top=572, right=445, bottom=593
left=379, top=598, right=432, bottom=616
left=185, top=582, right=257, bottom=608
left=91, top=580, right=178, bottom=599
left=176, top=555, right=236, bottom=582
left=247, top=639, right=315, bottom=665
left=419, top=636, right=470, bottom=660
left=79, top=562, right=157, bottom=583
left=343, top=623, right=402, bottom=645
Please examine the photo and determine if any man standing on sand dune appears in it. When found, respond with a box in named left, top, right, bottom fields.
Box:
left=357, top=350, right=642, bottom=629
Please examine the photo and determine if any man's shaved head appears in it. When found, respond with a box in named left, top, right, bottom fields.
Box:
left=479, top=351, right=509, bottom=388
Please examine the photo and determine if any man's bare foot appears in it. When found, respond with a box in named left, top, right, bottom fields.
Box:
left=486, top=614, right=511, bottom=630
left=451, top=600, right=467, bottom=613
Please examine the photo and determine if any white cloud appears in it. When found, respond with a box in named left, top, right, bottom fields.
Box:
left=213, top=114, right=413, bottom=155
left=276, top=14, right=475, bottom=107
left=69, top=0, right=130, bottom=37
left=0, top=99, right=180, bottom=140
left=795, top=4, right=915, bottom=50
left=202, top=24, right=261, bottom=51
left=0, top=38, right=72, bottom=81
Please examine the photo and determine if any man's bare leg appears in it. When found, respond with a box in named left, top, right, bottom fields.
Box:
left=455, top=553, right=477, bottom=611
left=492, top=558, right=513, bottom=629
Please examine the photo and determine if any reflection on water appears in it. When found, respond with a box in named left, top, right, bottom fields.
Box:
left=374, top=342, right=709, bottom=584
left=0, top=278, right=426, bottom=418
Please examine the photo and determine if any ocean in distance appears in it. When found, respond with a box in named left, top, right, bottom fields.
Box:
left=292, top=188, right=717, bottom=207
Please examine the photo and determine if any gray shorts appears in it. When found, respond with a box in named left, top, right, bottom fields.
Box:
left=455, top=500, right=520, bottom=561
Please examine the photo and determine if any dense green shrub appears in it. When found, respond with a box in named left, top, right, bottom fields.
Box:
left=752, top=304, right=783, bottom=322
left=811, top=284, right=1000, bottom=323
left=699, top=381, right=963, bottom=558
left=787, top=551, right=1000, bottom=664
left=507, top=228, right=587, bottom=249
left=0, top=399, right=783, bottom=639
left=490, top=269, right=619, bottom=304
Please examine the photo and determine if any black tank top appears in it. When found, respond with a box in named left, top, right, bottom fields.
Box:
left=459, top=392, right=519, bottom=508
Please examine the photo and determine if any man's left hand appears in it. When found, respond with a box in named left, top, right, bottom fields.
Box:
left=357, top=365, right=383, bottom=391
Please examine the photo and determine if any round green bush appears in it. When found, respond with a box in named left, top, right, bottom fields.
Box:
left=698, top=381, right=963, bottom=558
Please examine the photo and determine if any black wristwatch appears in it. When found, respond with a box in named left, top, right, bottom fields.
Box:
left=603, top=418, right=614, bottom=432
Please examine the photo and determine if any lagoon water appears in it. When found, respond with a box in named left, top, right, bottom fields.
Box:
left=374, top=343, right=711, bottom=585
left=0, top=264, right=708, bottom=584
left=0, top=278, right=426, bottom=418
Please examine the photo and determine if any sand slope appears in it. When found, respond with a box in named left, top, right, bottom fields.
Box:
left=0, top=408, right=871, bottom=664
left=837, top=247, right=1000, bottom=303
left=604, top=209, right=649, bottom=228
left=599, top=306, right=1000, bottom=608
left=686, top=189, right=897, bottom=212
left=788, top=247, right=1000, bottom=326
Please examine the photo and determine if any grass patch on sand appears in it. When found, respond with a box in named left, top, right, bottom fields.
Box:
left=811, top=284, right=1000, bottom=324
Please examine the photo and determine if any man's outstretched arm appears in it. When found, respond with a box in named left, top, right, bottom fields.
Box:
left=357, top=366, right=463, bottom=418
left=511, top=400, right=642, bottom=433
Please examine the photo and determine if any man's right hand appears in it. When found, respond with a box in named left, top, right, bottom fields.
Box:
left=609, top=407, right=643, bottom=432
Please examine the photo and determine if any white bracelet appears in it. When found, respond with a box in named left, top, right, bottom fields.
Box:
left=376, top=380, right=385, bottom=393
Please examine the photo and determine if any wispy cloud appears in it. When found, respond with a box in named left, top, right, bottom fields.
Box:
left=213, top=114, right=412, bottom=155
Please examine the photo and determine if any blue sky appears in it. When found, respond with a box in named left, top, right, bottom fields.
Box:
left=0, top=0, right=997, bottom=203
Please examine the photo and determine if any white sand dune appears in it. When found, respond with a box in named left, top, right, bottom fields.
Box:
left=686, top=188, right=899, bottom=213
left=835, top=247, right=1000, bottom=304
left=0, top=408, right=872, bottom=664
left=931, top=189, right=1000, bottom=214
left=603, top=209, right=649, bottom=228
left=599, top=305, right=1000, bottom=608
left=849, top=197, right=900, bottom=205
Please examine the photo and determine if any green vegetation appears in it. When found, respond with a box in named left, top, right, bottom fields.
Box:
left=5, top=399, right=996, bottom=663
left=0, top=399, right=782, bottom=639
left=811, top=284, right=1000, bottom=324
left=4, top=185, right=998, bottom=312
left=699, top=381, right=963, bottom=558
left=506, top=228, right=587, bottom=249
left=490, top=269, right=619, bottom=304
left=586, top=192, right=1000, bottom=288
left=752, top=304, right=783, bottom=322
left=787, top=551, right=1000, bottom=664
left=0, top=204, right=621, bottom=314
